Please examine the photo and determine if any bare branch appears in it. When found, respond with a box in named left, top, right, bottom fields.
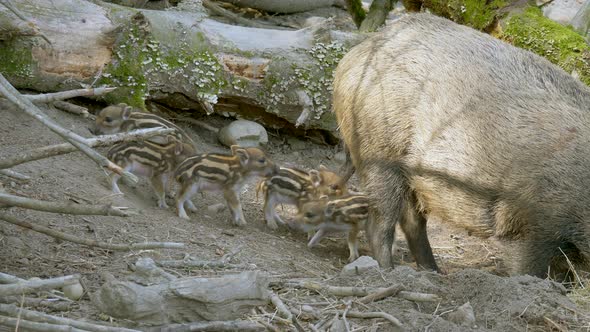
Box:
left=0, top=275, right=79, bottom=297
left=23, top=87, right=117, bottom=103
left=0, top=296, right=72, bottom=312
left=397, top=291, right=440, bottom=302
left=326, top=310, right=403, bottom=329
left=52, top=101, right=90, bottom=118
left=0, top=303, right=141, bottom=332
left=358, top=284, right=403, bottom=304
left=0, top=74, right=137, bottom=183
left=0, top=314, right=89, bottom=332
left=0, top=169, right=30, bottom=181
left=0, top=192, right=128, bottom=216
left=0, top=127, right=175, bottom=169
left=153, top=321, right=266, bottom=332
left=0, top=212, right=185, bottom=251
left=0, top=272, right=23, bottom=284
left=156, top=258, right=254, bottom=269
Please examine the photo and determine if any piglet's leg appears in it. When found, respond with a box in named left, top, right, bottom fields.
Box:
left=185, top=199, right=198, bottom=212
left=176, top=182, right=198, bottom=220
left=263, top=192, right=282, bottom=230
left=110, top=164, right=131, bottom=195
left=223, top=188, right=246, bottom=226
left=150, top=174, right=168, bottom=209
left=308, top=229, right=327, bottom=248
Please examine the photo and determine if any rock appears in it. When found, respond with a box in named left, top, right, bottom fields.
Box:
left=542, top=0, right=585, bottom=25
left=63, top=282, right=84, bottom=301
left=341, top=256, right=379, bottom=276
left=218, top=120, right=268, bottom=148
left=447, top=302, right=476, bottom=326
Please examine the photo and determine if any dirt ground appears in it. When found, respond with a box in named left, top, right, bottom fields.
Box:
left=1, top=99, right=589, bottom=331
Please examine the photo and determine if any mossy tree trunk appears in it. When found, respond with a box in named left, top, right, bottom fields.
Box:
left=359, top=0, right=396, bottom=32
left=0, top=0, right=366, bottom=135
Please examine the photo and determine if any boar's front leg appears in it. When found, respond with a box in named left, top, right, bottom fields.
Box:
left=400, top=197, right=439, bottom=272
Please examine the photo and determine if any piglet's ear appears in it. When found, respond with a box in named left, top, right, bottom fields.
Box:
left=233, top=147, right=249, bottom=166
left=122, top=106, right=133, bottom=120
left=319, top=164, right=328, bottom=171
left=309, top=169, right=321, bottom=187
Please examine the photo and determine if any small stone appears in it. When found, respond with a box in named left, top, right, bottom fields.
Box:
left=329, top=317, right=347, bottom=332
left=447, top=302, right=476, bottom=326
left=218, top=120, right=268, bottom=148
left=10, top=181, right=16, bottom=188
left=207, top=203, right=226, bottom=215
left=341, top=256, right=379, bottom=276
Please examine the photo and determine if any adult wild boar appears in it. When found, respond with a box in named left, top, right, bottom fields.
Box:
left=333, top=13, right=590, bottom=278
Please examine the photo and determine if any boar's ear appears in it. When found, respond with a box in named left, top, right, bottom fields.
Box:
left=309, top=169, right=322, bottom=187
left=233, top=147, right=250, bottom=166
left=122, top=105, right=133, bottom=120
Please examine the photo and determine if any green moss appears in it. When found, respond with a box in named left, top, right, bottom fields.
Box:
left=0, top=40, right=35, bottom=86
left=502, top=6, right=590, bottom=86
left=98, top=25, right=148, bottom=109
left=423, top=0, right=506, bottom=31
left=97, top=14, right=227, bottom=110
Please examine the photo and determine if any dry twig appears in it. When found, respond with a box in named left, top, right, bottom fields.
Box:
left=0, top=127, right=175, bottom=169
left=201, top=0, right=286, bottom=30
left=0, top=296, right=72, bottom=312
left=0, top=192, right=128, bottom=216
left=0, top=212, right=185, bottom=251
left=0, top=303, right=140, bottom=332
left=156, top=258, right=253, bottom=269
left=0, top=275, right=79, bottom=297
left=23, top=88, right=117, bottom=103
left=358, top=284, right=403, bottom=304
left=0, top=169, right=30, bottom=181
left=152, top=320, right=266, bottom=331
left=326, top=310, right=403, bottom=329
left=52, top=101, right=90, bottom=118
left=0, top=314, right=89, bottom=332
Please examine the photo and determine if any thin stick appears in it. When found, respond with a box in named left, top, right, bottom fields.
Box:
left=174, top=116, right=220, bottom=133
left=0, top=169, right=30, bottom=181
left=358, top=284, right=403, bottom=304
left=397, top=291, right=440, bottom=302
left=326, top=310, right=403, bottom=329
left=0, top=273, right=22, bottom=284
left=0, top=275, right=79, bottom=297
left=156, top=259, right=252, bottom=269
left=269, top=291, right=292, bottom=321
left=0, top=212, right=185, bottom=251
left=0, top=314, right=89, bottom=332
left=52, top=101, right=90, bottom=118
left=24, top=88, right=117, bottom=103
left=0, top=127, right=175, bottom=169
left=0, top=193, right=129, bottom=216
left=0, top=75, right=137, bottom=183
left=543, top=316, right=568, bottom=332
left=0, top=296, right=72, bottom=312
left=0, top=303, right=141, bottom=332
left=153, top=320, right=266, bottom=331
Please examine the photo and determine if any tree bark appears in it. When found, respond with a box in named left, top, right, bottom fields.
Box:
left=0, top=0, right=366, bottom=135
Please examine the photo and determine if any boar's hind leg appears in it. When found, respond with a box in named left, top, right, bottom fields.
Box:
left=399, top=200, right=439, bottom=272
left=364, top=165, right=408, bottom=268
